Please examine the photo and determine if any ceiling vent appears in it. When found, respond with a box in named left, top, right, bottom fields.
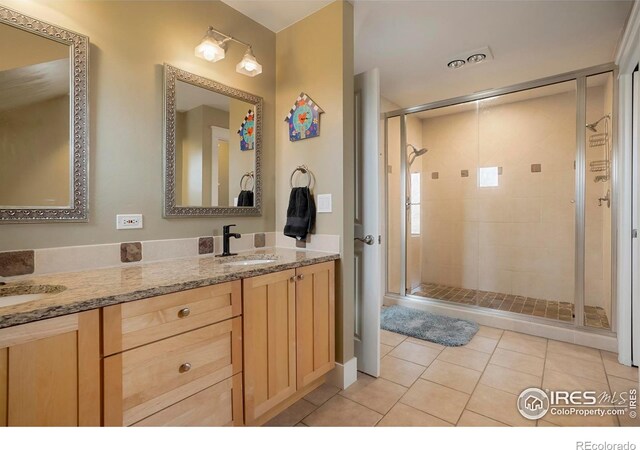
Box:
left=447, top=46, right=493, bottom=69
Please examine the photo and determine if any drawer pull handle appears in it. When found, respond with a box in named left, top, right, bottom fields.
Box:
left=179, top=363, right=192, bottom=373
left=178, top=308, right=191, bottom=318
left=297, top=274, right=305, bottom=281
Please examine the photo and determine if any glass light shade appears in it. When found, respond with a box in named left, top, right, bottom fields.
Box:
left=236, top=47, right=262, bottom=77
left=195, top=36, right=226, bottom=62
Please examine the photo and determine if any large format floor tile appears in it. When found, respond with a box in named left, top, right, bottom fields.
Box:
left=547, top=340, right=602, bottom=363
left=381, top=330, right=407, bottom=347
left=400, top=379, right=469, bottom=424
left=457, top=410, right=508, bottom=427
left=339, top=374, right=407, bottom=415
left=304, top=383, right=340, bottom=406
left=389, top=341, right=442, bottom=366
left=377, top=403, right=453, bottom=427
left=545, top=351, right=607, bottom=384
left=497, top=331, right=547, bottom=358
left=479, top=364, right=542, bottom=395
left=466, top=384, right=534, bottom=427
left=602, top=351, right=639, bottom=382
left=421, top=359, right=482, bottom=394
left=265, top=399, right=316, bottom=426
left=380, top=355, right=426, bottom=387
left=465, top=335, right=499, bottom=354
left=437, top=346, right=490, bottom=372
left=490, top=348, right=545, bottom=377
left=302, top=396, right=382, bottom=427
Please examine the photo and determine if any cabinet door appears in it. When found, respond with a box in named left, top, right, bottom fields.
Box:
left=296, top=261, right=336, bottom=388
left=0, top=311, right=101, bottom=426
left=243, top=269, right=296, bottom=425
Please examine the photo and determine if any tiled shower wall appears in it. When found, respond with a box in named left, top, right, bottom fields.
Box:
left=417, top=84, right=611, bottom=312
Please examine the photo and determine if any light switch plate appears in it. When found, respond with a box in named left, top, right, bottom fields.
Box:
left=116, top=214, right=143, bottom=230
left=317, top=194, right=332, bottom=213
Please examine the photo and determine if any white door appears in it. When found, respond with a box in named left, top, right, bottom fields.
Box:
left=632, top=69, right=640, bottom=366
left=354, top=68, right=382, bottom=376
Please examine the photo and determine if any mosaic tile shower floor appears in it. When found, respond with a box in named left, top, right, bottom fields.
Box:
left=410, top=283, right=610, bottom=330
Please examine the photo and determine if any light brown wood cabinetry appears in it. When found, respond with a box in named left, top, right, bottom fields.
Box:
left=243, top=269, right=297, bottom=425
left=243, top=261, right=335, bottom=425
left=0, top=310, right=101, bottom=427
left=103, top=280, right=243, bottom=427
left=296, top=261, right=335, bottom=388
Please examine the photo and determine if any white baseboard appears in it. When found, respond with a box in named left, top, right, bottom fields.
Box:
left=326, top=357, right=358, bottom=389
left=384, top=294, right=618, bottom=353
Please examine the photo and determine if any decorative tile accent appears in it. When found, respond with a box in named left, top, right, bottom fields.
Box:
left=0, top=250, right=35, bottom=277
left=120, top=242, right=142, bottom=263
left=198, top=237, right=214, bottom=255
left=461, top=170, right=469, bottom=178
left=411, top=282, right=609, bottom=329
left=431, top=172, right=439, bottom=180
left=531, top=164, right=542, bottom=173
left=254, top=233, right=266, bottom=248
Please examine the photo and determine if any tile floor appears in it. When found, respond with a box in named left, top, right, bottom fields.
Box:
left=411, top=283, right=611, bottom=329
left=266, top=327, right=639, bottom=427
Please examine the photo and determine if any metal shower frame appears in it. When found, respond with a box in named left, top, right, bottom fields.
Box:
left=383, top=62, right=618, bottom=334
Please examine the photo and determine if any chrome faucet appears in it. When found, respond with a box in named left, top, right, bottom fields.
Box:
left=217, top=224, right=241, bottom=257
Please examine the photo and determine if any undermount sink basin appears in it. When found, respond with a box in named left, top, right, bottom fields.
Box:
left=224, top=259, right=276, bottom=267
left=0, top=284, right=67, bottom=307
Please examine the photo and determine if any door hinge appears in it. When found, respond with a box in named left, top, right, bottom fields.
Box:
left=634, top=229, right=638, bottom=239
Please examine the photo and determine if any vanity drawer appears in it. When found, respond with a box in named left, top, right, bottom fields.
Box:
left=104, top=317, right=242, bottom=426
left=132, top=373, right=243, bottom=427
left=103, top=280, right=241, bottom=355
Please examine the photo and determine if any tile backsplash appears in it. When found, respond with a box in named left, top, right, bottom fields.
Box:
left=0, top=232, right=340, bottom=278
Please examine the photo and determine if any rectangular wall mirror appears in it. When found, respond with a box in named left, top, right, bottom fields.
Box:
left=163, top=64, right=262, bottom=217
left=0, top=6, right=89, bottom=223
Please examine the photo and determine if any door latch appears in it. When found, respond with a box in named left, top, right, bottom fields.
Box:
left=354, top=235, right=375, bottom=245
left=633, top=229, right=638, bottom=239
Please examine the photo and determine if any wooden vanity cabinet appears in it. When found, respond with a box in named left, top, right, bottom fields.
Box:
left=0, top=310, right=101, bottom=427
left=103, top=280, right=243, bottom=427
left=243, top=261, right=335, bottom=425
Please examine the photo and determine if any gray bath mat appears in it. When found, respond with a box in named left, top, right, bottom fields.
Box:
left=381, top=305, right=478, bottom=346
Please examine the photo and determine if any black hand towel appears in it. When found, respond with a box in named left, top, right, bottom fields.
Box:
left=284, top=187, right=316, bottom=241
left=237, top=190, right=254, bottom=207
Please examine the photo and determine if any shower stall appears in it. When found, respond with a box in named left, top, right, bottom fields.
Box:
left=384, top=66, right=616, bottom=332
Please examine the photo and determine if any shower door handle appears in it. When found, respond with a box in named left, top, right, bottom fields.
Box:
left=355, top=235, right=375, bottom=245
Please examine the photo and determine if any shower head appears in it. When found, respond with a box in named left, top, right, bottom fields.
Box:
left=586, top=114, right=610, bottom=133
left=407, top=144, right=428, bottom=166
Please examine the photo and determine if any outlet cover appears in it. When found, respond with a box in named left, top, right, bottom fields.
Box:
left=317, top=194, right=332, bottom=213
left=117, top=214, right=143, bottom=230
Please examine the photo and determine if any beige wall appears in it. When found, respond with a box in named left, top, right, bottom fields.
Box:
left=0, top=0, right=276, bottom=251
left=0, top=95, right=70, bottom=207
left=276, top=1, right=354, bottom=362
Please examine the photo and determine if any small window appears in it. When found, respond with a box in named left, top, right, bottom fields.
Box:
left=410, top=172, right=421, bottom=235
left=478, top=166, right=499, bottom=188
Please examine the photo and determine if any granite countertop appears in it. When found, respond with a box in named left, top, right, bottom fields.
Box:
left=0, top=247, right=339, bottom=329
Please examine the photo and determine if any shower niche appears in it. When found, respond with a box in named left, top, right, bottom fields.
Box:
left=385, top=69, right=615, bottom=331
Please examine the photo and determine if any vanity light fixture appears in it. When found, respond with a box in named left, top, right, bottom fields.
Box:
left=195, top=26, right=262, bottom=77
left=236, top=46, right=262, bottom=77
left=447, top=59, right=465, bottom=69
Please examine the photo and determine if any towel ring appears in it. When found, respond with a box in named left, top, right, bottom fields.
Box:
left=240, top=172, right=254, bottom=191
left=290, top=165, right=313, bottom=189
